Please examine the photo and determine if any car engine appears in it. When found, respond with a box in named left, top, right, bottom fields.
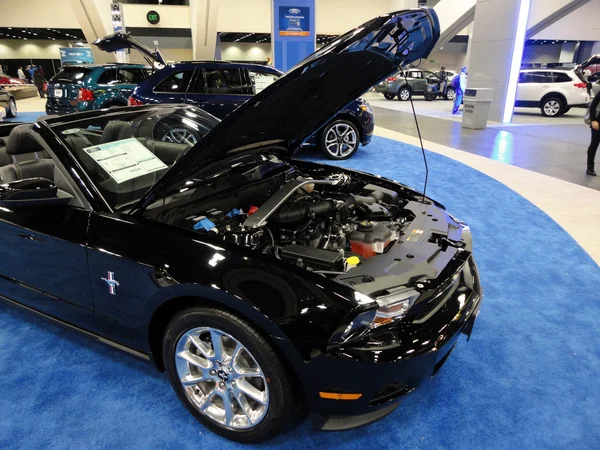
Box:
left=184, top=172, right=415, bottom=275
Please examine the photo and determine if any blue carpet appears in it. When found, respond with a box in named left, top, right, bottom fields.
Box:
left=3, top=111, right=45, bottom=123
left=1, top=136, right=599, bottom=449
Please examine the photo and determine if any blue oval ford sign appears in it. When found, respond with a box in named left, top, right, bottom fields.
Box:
left=289, top=8, right=301, bottom=14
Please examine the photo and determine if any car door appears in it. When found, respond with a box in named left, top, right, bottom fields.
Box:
left=152, top=69, right=194, bottom=104
left=409, top=70, right=426, bottom=93
left=185, top=67, right=251, bottom=119
left=0, top=186, right=94, bottom=329
left=516, top=71, right=552, bottom=105
left=114, top=67, right=147, bottom=102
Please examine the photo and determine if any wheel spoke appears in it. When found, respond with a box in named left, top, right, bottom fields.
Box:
left=222, top=393, right=235, bottom=427
left=235, top=366, right=262, bottom=377
left=237, top=379, right=267, bottom=405
left=198, top=390, right=216, bottom=411
left=230, top=342, right=243, bottom=366
left=188, top=335, right=213, bottom=360
left=181, top=372, right=208, bottom=385
left=210, top=329, right=224, bottom=361
left=177, top=350, right=211, bottom=369
left=236, top=394, right=255, bottom=425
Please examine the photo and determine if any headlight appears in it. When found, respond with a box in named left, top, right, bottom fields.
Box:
left=371, top=289, right=420, bottom=327
left=353, top=288, right=420, bottom=328
left=359, top=103, right=372, bottom=113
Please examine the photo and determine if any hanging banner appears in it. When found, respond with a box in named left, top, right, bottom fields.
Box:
left=59, top=48, right=94, bottom=65
left=272, top=0, right=315, bottom=72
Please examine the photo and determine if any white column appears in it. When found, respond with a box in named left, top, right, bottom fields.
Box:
left=467, top=0, right=532, bottom=123
left=388, top=0, right=418, bottom=9
left=559, top=42, right=577, bottom=63
left=190, top=0, right=219, bottom=61
left=71, top=0, right=115, bottom=63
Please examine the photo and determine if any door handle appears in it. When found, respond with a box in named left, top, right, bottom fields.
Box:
left=18, top=234, right=41, bottom=242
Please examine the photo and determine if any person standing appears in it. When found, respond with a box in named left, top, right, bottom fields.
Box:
left=17, top=66, right=26, bottom=81
left=439, top=66, right=447, bottom=95
left=28, top=65, right=36, bottom=81
left=32, top=67, right=45, bottom=98
left=452, top=66, right=467, bottom=115
left=586, top=93, right=600, bottom=176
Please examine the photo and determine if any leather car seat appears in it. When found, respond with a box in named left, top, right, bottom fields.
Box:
left=0, top=137, right=12, bottom=166
left=0, top=124, right=55, bottom=183
left=101, top=120, right=133, bottom=143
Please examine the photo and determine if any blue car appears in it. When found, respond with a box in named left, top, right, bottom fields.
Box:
left=45, top=63, right=150, bottom=115
left=94, top=33, right=373, bottom=160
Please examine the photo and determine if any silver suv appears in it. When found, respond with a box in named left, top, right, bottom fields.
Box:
left=375, top=68, right=456, bottom=101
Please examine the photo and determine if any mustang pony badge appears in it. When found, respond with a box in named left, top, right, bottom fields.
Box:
left=101, top=271, right=120, bottom=295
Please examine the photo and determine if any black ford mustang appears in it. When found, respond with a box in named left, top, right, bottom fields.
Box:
left=0, top=9, right=482, bottom=443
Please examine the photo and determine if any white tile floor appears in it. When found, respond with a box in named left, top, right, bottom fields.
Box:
left=363, top=92, right=587, bottom=127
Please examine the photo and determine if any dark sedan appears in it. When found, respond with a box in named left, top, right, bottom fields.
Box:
left=93, top=34, right=373, bottom=160
left=0, top=9, right=481, bottom=443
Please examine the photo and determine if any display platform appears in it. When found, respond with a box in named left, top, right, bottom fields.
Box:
left=0, top=136, right=598, bottom=449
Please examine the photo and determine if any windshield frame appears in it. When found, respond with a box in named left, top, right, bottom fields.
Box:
left=47, top=105, right=220, bottom=212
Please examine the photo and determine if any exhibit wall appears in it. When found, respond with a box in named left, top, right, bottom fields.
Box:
left=221, top=43, right=271, bottom=62
left=0, top=40, right=72, bottom=59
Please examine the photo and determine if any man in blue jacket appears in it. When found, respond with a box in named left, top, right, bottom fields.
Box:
left=452, top=66, right=467, bottom=115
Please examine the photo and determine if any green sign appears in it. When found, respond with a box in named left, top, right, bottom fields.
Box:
left=147, top=10, right=160, bottom=25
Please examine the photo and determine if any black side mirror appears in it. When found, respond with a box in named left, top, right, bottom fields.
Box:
left=0, top=177, right=72, bottom=207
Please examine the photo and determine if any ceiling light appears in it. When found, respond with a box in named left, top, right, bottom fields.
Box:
left=8, top=27, right=12, bottom=30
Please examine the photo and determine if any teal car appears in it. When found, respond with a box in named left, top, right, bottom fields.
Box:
left=46, top=63, right=150, bottom=115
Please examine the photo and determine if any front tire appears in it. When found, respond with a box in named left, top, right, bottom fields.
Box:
left=397, top=86, right=411, bottom=101
left=320, top=119, right=360, bottom=160
left=383, top=92, right=395, bottom=100
left=541, top=97, right=564, bottom=117
left=163, top=307, right=296, bottom=443
left=6, top=98, right=17, bottom=118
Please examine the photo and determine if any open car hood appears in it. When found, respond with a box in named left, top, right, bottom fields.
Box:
left=93, top=32, right=166, bottom=69
left=135, top=8, right=440, bottom=211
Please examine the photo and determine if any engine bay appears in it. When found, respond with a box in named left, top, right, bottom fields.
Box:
left=170, top=163, right=418, bottom=276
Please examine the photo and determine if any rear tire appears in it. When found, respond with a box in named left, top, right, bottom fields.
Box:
left=6, top=98, right=17, bottom=118
left=383, top=92, right=395, bottom=100
left=562, top=106, right=571, bottom=114
left=162, top=306, right=296, bottom=443
left=445, top=87, right=456, bottom=101
left=541, top=97, right=564, bottom=117
left=397, top=87, right=411, bottom=101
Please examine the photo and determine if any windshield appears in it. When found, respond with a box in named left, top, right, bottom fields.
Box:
left=50, top=105, right=220, bottom=210
left=51, top=67, right=93, bottom=84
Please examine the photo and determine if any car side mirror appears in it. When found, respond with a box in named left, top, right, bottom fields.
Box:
left=0, top=177, right=72, bottom=207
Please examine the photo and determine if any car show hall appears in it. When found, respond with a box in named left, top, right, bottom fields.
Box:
left=0, top=0, right=599, bottom=449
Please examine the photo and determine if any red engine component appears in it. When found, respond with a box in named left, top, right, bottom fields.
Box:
left=248, top=205, right=259, bottom=215
left=349, top=221, right=392, bottom=259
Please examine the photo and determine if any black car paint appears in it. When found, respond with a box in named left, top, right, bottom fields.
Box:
left=0, top=9, right=482, bottom=424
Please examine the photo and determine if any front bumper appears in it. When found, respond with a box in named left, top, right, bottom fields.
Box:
left=306, top=256, right=482, bottom=429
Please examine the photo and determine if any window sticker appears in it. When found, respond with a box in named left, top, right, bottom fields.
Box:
left=82, top=138, right=168, bottom=184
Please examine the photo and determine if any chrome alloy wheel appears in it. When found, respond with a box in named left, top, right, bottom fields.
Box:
left=543, top=100, right=561, bottom=116
left=175, top=327, right=269, bottom=430
left=399, top=88, right=411, bottom=101
left=324, top=123, right=358, bottom=158
left=161, top=128, right=198, bottom=145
